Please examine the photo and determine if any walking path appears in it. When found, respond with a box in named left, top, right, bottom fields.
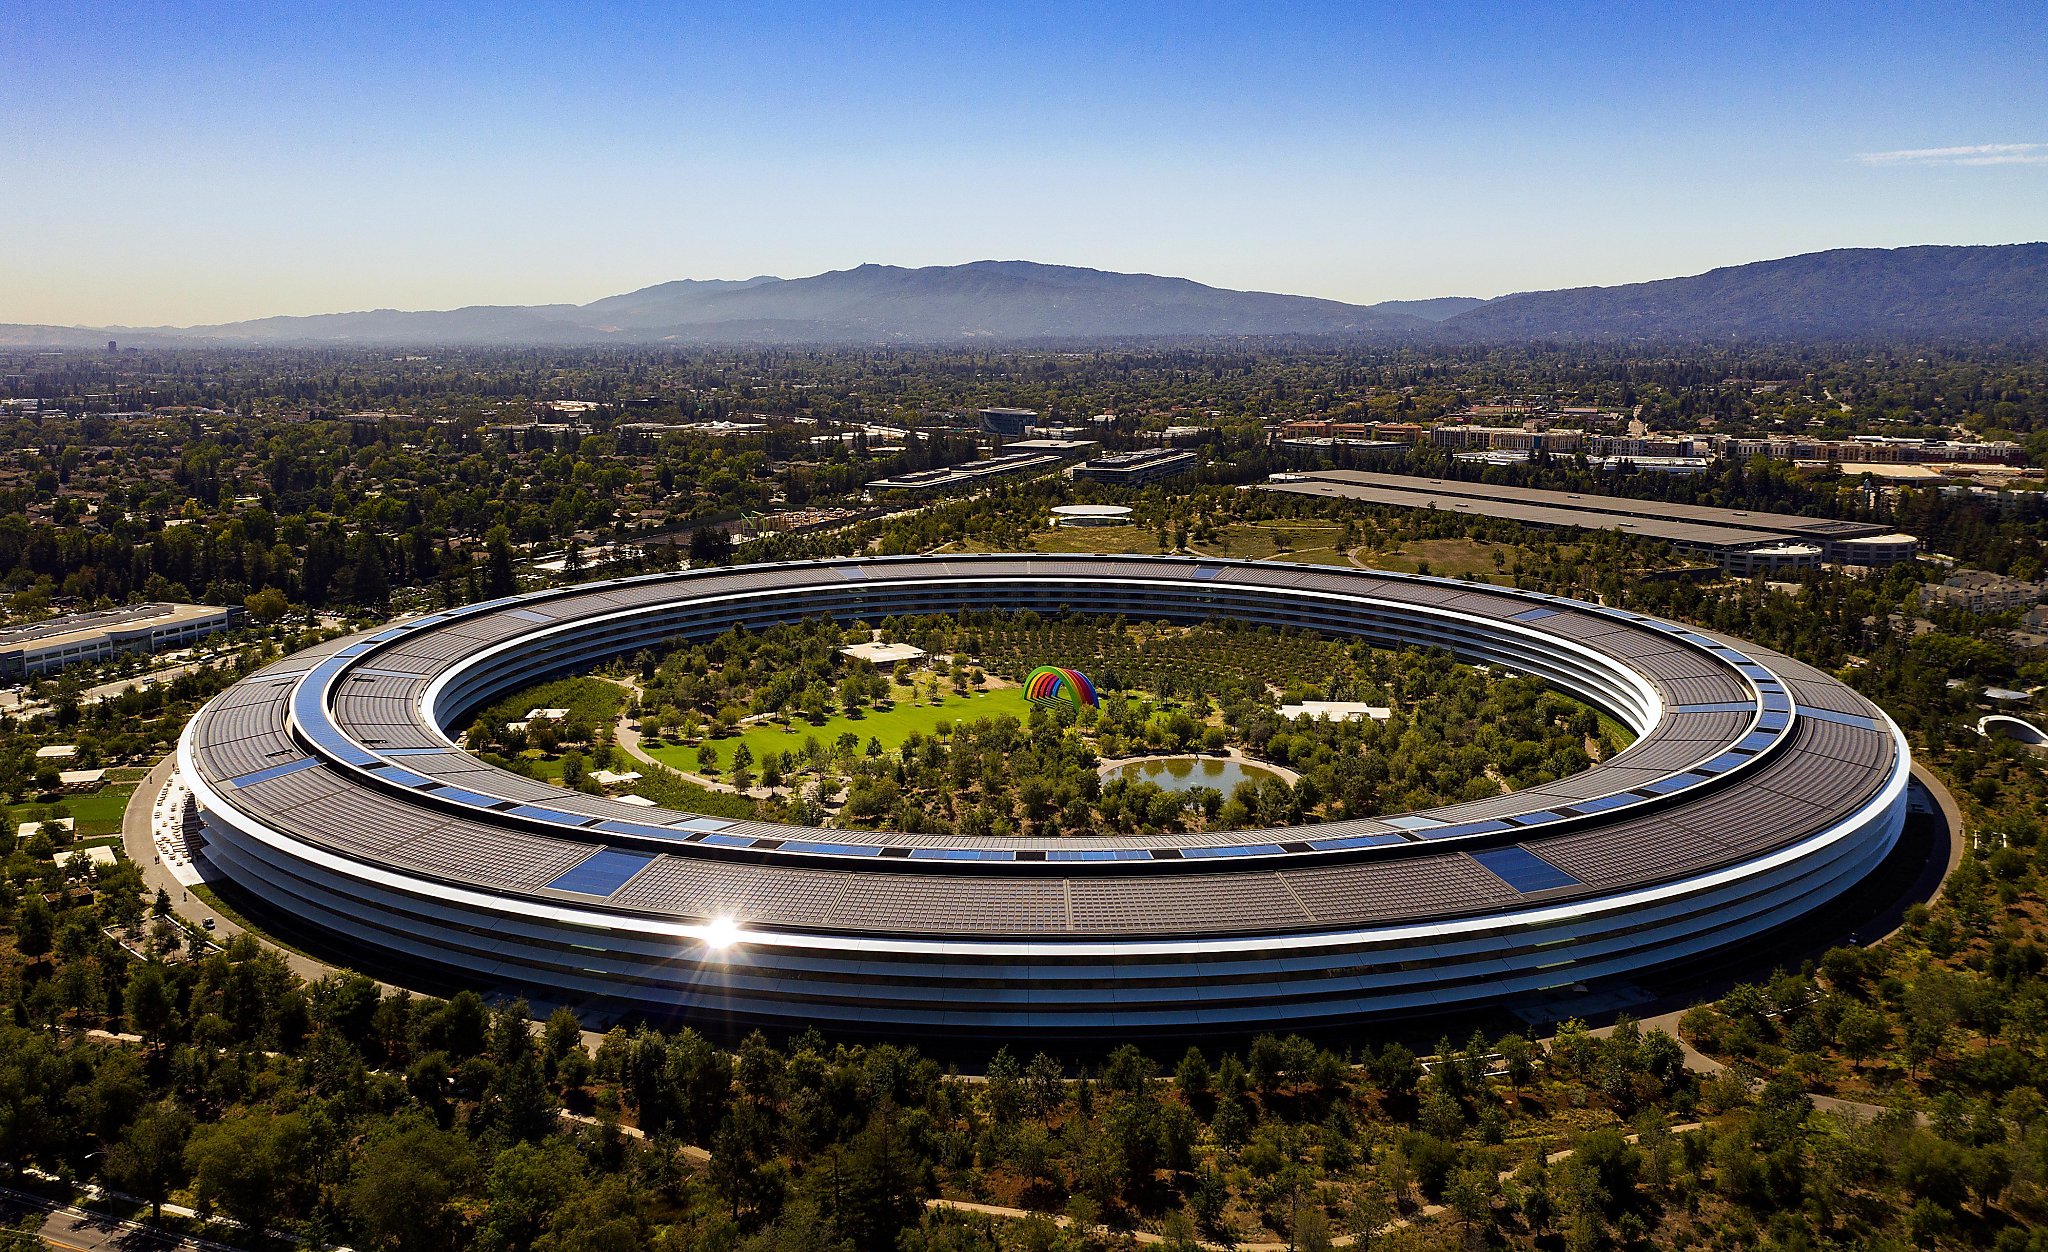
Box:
left=602, top=676, right=774, bottom=798
left=119, top=754, right=339, bottom=986
left=927, top=1120, right=1710, bottom=1251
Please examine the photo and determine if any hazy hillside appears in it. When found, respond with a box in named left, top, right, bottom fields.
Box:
left=7, top=245, right=2044, bottom=347
left=1369, top=296, right=1489, bottom=321
left=578, top=261, right=1424, bottom=342
left=38, top=262, right=1421, bottom=347
left=1447, top=244, right=2048, bottom=340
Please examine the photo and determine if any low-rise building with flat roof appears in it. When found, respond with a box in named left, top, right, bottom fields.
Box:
left=1923, top=569, right=2048, bottom=614
left=1827, top=533, right=1920, bottom=568
left=0, top=603, right=238, bottom=678
left=1278, top=701, right=1392, bottom=722
left=866, top=452, right=1064, bottom=496
left=1073, top=449, right=1198, bottom=487
left=840, top=641, right=928, bottom=666
left=1261, top=470, right=1920, bottom=566
left=1001, top=438, right=1100, bottom=459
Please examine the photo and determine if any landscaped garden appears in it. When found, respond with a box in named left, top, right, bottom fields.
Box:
left=463, top=610, right=1627, bottom=840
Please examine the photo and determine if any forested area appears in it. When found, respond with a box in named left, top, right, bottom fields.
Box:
left=1, top=340, right=2043, bottom=625
left=7, top=863, right=2048, bottom=1251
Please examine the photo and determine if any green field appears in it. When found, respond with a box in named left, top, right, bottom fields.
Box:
left=1193, top=521, right=1356, bottom=565
left=64, top=785, right=137, bottom=831
left=645, top=685, right=1039, bottom=775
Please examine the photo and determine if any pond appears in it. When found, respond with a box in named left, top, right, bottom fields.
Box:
left=1105, top=755, right=1287, bottom=795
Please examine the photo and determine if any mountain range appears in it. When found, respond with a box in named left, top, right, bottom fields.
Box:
left=5, top=244, right=2044, bottom=348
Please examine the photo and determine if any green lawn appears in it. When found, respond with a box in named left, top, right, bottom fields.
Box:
left=54, top=784, right=138, bottom=837
left=646, top=685, right=1040, bottom=775
left=1195, top=522, right=1354, bottom=565
left=1023, top=526, right=1161, bottom=554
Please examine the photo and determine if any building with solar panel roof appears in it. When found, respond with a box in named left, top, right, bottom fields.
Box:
left=177, top=555, right=1910, bottom=1037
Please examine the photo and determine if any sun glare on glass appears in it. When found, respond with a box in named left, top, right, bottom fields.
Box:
left=700, top=916, right=742, bottom=951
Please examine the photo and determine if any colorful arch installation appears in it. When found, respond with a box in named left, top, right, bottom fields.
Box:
left=1024, top=665, right=1099, bottom=709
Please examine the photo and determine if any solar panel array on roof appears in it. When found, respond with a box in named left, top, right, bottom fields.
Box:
left=607, top=856, right=850, bottom=924
left=1471, top=846, right=1580, bottom=893
left=546, top=849, right=657, bottom=897
left=226, top=757, right=319, bottom=788
left=1069, top=873, right=1314, bottom=933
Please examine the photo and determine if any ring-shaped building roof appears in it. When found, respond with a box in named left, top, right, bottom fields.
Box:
left=178, top=555, right=1909, bottom=1033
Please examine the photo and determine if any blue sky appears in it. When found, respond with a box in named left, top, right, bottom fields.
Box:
left=4, top=1, right=2044, bottom=324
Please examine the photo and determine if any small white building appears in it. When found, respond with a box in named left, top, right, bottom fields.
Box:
left=1278, top=701, right=1392, bottom=723
left=840, top=642, right=928, bottom=667
left=58, top=768, right=106, bottom=792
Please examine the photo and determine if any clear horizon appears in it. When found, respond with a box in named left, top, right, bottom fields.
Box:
left=5, top=1, right=2045, bottom=326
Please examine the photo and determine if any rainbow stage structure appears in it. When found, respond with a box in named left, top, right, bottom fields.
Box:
left=1024, top=665, right=1099, bottom=710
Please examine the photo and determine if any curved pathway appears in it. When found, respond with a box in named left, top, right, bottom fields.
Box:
left=603, top=675, right=775, bottom=798
left=926, top=1119, right=1709, bottom=1251
left=120, top=753, right=342, bottom=986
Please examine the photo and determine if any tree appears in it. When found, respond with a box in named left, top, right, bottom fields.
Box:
left=485, top=527, right=517, bottom=599
left=15, top=893, right=53, bottom=961
left=1836, top=1002, right=1890, bottom=1073
left=1369, top=1042, right=1419, bottom=1102
left=1295, top=1203, right=1335, bottom=1252
left=343, top=1118, right=478, bottom=1252
left=813, top=1111, right=928, bottom=1249
left=184, top=1110, right=312, bottom=1236
left=1446, top=1165, right=1497, bottom=1237
left=349, top=538, right=390, bottom=608
left=107, top=1101, right=192, bottom=1222
left=478, top=1141, right=585, bottom=1252
left=1024, top=1052, right=1066, bottom=1119
left=689, top=526, right=734, bottom=566
left=1498, top=1033, right=1537, bottom=1100
left=1176, top=1048, right=1213, bottom=1107
left=126, top=962, right=175, bottom=1053
left=483, top=1048, right=558, bottom=1144
left=244, top=587, right=292, bottom=623
left=984, top=1047, right=1023, bottom=1123
left=1102, top=1043, right=1157, bottom=1096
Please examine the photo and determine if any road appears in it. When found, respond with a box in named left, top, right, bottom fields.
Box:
left=79, top=662, right=214, bottom=706
left=0, top=1183, right=243, bottom=1252
left=119, top=755, right=340, bottom=987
